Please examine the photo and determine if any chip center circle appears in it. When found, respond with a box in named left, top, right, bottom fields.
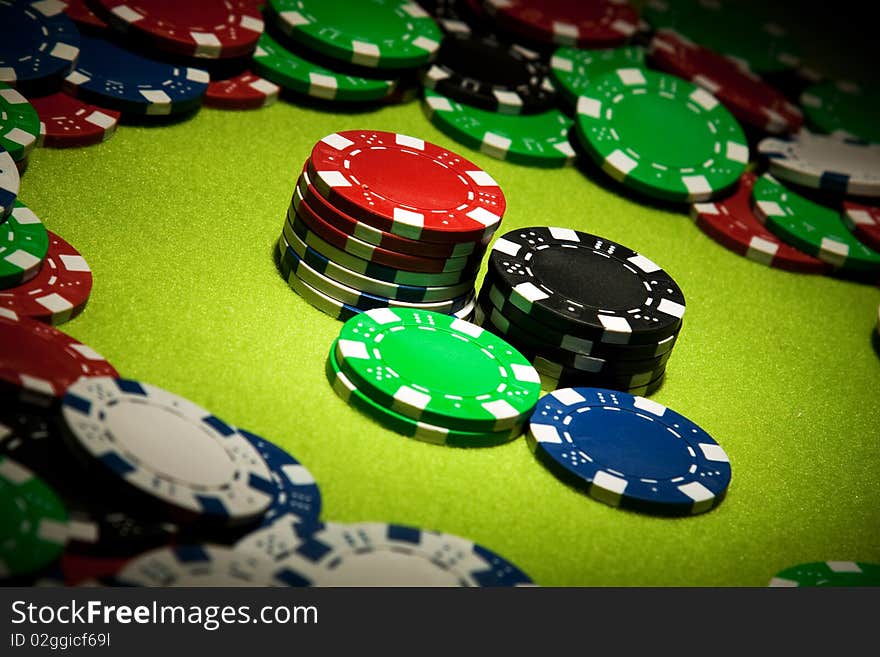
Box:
left=379, top=327, right=500, bottom=397
left=614, top=92, right=713, bottom=168
left=569, top=409, right=693, bottom=480
left=352, top=149, right=467, bottom=212
left=532, top=247, right=645, bottom=310
left=104, top=401, right=236, bottom=486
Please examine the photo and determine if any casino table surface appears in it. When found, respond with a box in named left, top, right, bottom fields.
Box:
left=18, top=4, right=880, bottom=587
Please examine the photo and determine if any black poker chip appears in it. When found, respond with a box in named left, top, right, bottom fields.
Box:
left=486, top=227, right=687, bottom=345
left=420, top=34, right=556, bottom=114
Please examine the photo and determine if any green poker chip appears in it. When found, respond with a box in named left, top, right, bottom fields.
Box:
left=326, top=342, right=523, bottom=447
left=800, top=80, right=880, bottom=144
left=574, top=67, right=748, bottom=202
left=769, top=561, right=880, bottom=587
left=0, top=455, right=68, bottom=579
left=751, top=174, right=880, bottom=273
left=643, top=0, right=800, bottom=74
left=252, top=33, right=397, bottom=103
left=0, top=200, right=49, bottom=290
left=422, top=88, right=575, bottom=169
left=0, top=83, right=40, bottom=162
left=268, top=0, right=442, bottom=69
left=549, top=45, right=645, bottom=107
left=334, top=307, right=541, bottom=433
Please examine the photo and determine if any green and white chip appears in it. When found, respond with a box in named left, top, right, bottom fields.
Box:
left=550, top=45, right=645, bottom=107
left=769, top=561, right=880, bottom=587
left=0, top=200, right=49, bottom=290
left=0, top=84, right=40, bottom=162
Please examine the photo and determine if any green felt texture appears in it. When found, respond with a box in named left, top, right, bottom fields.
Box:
left=20, top=99, right=880, bottom=586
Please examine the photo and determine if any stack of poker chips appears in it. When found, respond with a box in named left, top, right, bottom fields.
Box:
left=276, top=129, right=508, bottom=322
left=476, top=227, right=686, bottom=395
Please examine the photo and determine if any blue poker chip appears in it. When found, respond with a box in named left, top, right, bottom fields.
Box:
left=235, top=516, right=535, bottom=587
left=0, top=145, right=20, bottom=220
left=528, top=388, right=732, bottom=516
left=0, top=0, right=80, bottom=91
left=239, top=430, right=322, bottom=528
left=62, top=35, right=209, bottom=116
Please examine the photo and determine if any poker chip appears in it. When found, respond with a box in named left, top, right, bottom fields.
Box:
left=0, top=146, right=20, bottom=220
left=574, top=68, right=748, bottom=202
left=527, top=387, right=732, bottom=515
left=60, top=377, right=276, bottom=524
left=649, top=30, right=803, bottom=135
left=416, top=0, right=490, bottom=36
left=752, top=174, right=880, bottom=273
left=842, top=202, right=880, bottom=253
left=240, top=430, right=321, bottom=527
left=487, top=227, right=687, bottom=345
left=325, top=343, right=524, bottom=447
left=643, top=0, right=800, bottom=75
left=63, top=35, right=210, bottom=116
left=113, top=544, right=291, bottom=586
left=204, top=70, right=280, bottom=111
left=690, top=173, right=829, bottom=274
left=0, top=311, right=118, bottom=401
left=335, top=307, right=541, bottom=432
left=479, top=283, right=680, bottom=361
left=298, top=167, right=480, bottom=259
left=758, top=132, right=880, bottom=198
left=0, top=230, right=93, bottom=325
left=268, top=0, right=442, bottom=70
left=0, top=455, right=68, bottom=578
left=252, top=33, right=397, bottom=104
left=236, top=516, right=534, bottom=586
left=0, top=200, right=48, bottom=289
left=530, top=352, right=667, bottom=391
left=27, top=92, right=120, bottom=149
left=60, top=553, right=130, bottom=586
left=483, top=0, right=639, bottom=48
left=92, top=0, right=264, bottom=60
left=278, top=239, right=473, bottom=315
left=769, top=561, right=880, bottom=587
left=0, top=84, right=40, bottom=161
left=0, top=0, right=80, bottom=92
left=549, top=45, right=646, bottom=108
left=422, top=89, right=576, bottom=168
left=281, top=230, right=475, bottom=303
left=292, top=184, right=480, bottom=274
left=800, top=80, right=880, bottom=144
left=421, top=34, right=555, bottom=115
left=308, top=130, right=506, bottom=244
left=283, top=212, right=479, bottom=288
left=64, top=0, right=109, bottom=31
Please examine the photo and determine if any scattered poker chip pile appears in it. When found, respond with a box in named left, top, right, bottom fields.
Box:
left=476, top=227, right=686, bottom=393
left=276, top=130, right=504, bottom=321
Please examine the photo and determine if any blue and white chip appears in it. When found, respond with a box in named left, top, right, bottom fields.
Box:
left=62, top=35, right=209, bottom=116
left=239, top=430, right=322, bottom=528
left=0, top=0, right=80, bottom=91
left=60, top=377, right=276, bottom=525
left=527, top=387, right=732, bottom=516
left=235, top=515, right=535, bottom=587
left=0, top=145, right=19, bottom=220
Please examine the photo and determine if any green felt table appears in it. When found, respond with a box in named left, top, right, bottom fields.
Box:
left=18, top=0, right=880, bottom=585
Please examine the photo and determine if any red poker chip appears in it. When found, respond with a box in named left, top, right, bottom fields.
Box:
left=0, top=312, right=119, bottom=400
left=842, top=201, right=880, bottom=253
left=483, top=0, right=639, bottom=47
left=0, top=231, right=92, bottom=325
left=61, top=553, right=131, bottom=586
left=64, top=0, right=109, bottom=31
left=649, top=29, right=804, bottom=135
left=690, top=172, right=829, bottom=274
left=292, top=180, right=482, bottom=274
left=204, top=71, right=280, bottom=111
left=28, top=93, right=120, bottom=149
left=92, top=0, right=264, bottom=60
left=298, top=165, right=482, bottom=259
left=308, top=130, right=506, bottom=244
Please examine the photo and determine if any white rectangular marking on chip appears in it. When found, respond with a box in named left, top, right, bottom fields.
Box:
left=112, top=5, right=142, bottom=22
left=317, top=169, right=351, bottom=189
left=592, top=471, right=627, bottom=502
left=690, top=87, right=718, bottom=111
left=281, top=10, right=309, bottom=26
left=38, top=293, right=73, bottom=314
left=187, top=68, right=210, bottom=84
left=12, top=206, right=39, bottom=225
left=21, top=375, right=54, bottom=396
left=494, top=89, right=522, bottom=111
left=699, top=443, right=729, bottom=463
left=310, top=73, right=338, bottom=99
left=693, top=74, right=720, bottom=94
left=426, top=67, right=450, bottom=84
left=466, top=206, right=500, bottom=227
left=7, top=128, right=33, bottom=149
left=628, top=253, right=660, bottom=273
left=34, top=0, right=66, bottom=18
left=846, top=209, right=872, bottom=227
left=555, top=141, right=576, bottom=161
left=66, top=518, right=99, bottom=543
left=395, top=386, right=430, bottom=411
left=827, top=561, right=861, bottom=573
left=683, top=175, right=711, bottom=196
left=607, top=149, right=637, bottom=175
left=576, top=95, right=602, bottom=119
left=396, top=134, right=425, bottom=150
left=352, top=41, right=381, bottom=67
left=412, top=35, right=439, bottom=53
left=551, top=388, right=586, bottom=407
left=241, top=15, right=263, bottom=32
left=514, top=282, right=548, bottom=303
left=820, top=237, right=848, bottom=267
left=7, top=250, right=41, bottom=270
left=425, top=94, right=452, bottom=113
left=548, top=227, right=578, bottom=242
left=693, top=202, right=719, bottom=216
left=483, top=132, right=512, bottom=158
left=749, top=236, right=778, bottom=265
left=550, top=55, right=573, bottom=73
left=365, top=307, right=402, bottom=325
left=617, top=68, right=646, bottom=86
left=337, top=339, right=370, bottom=361
left=529, top=423, right=562, bottom=445
left=756, top=200, right=784, bottom=217
left=38, top=519, right=68, bottom=544
left=87, top=110, right=116, bottom=130
left=466, top=169, right=499, bottom=187
left=322, top=133, right=354, bottom=152
left=451, top=318, right=481, bottom=337
left=657, top=298, right=686, bottom=319
left=393, top=207, right=426, bottom=230
left=0, top=457, right=29, bottom=482
left=483, top=399, right=517, bottom=421
left=282, top=464, right=316, bottom=485
left=552, top=21, right=578, bottom=44
left=598, top=315, right=632, bottom=339
left=768, top=577, right=798, bottom=587
left=611, top=19, right=636, bottom=36
left=726, top=142, right=749, bottom=164
left=192, top=32, right=221, bottom=52
left=141, top=90, right=172, bottom=114
left=679, top=482, right=714, bottom=511
left=632, top=396, right=666, bottom=417
left=511, top=363, right=540, bottom=384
